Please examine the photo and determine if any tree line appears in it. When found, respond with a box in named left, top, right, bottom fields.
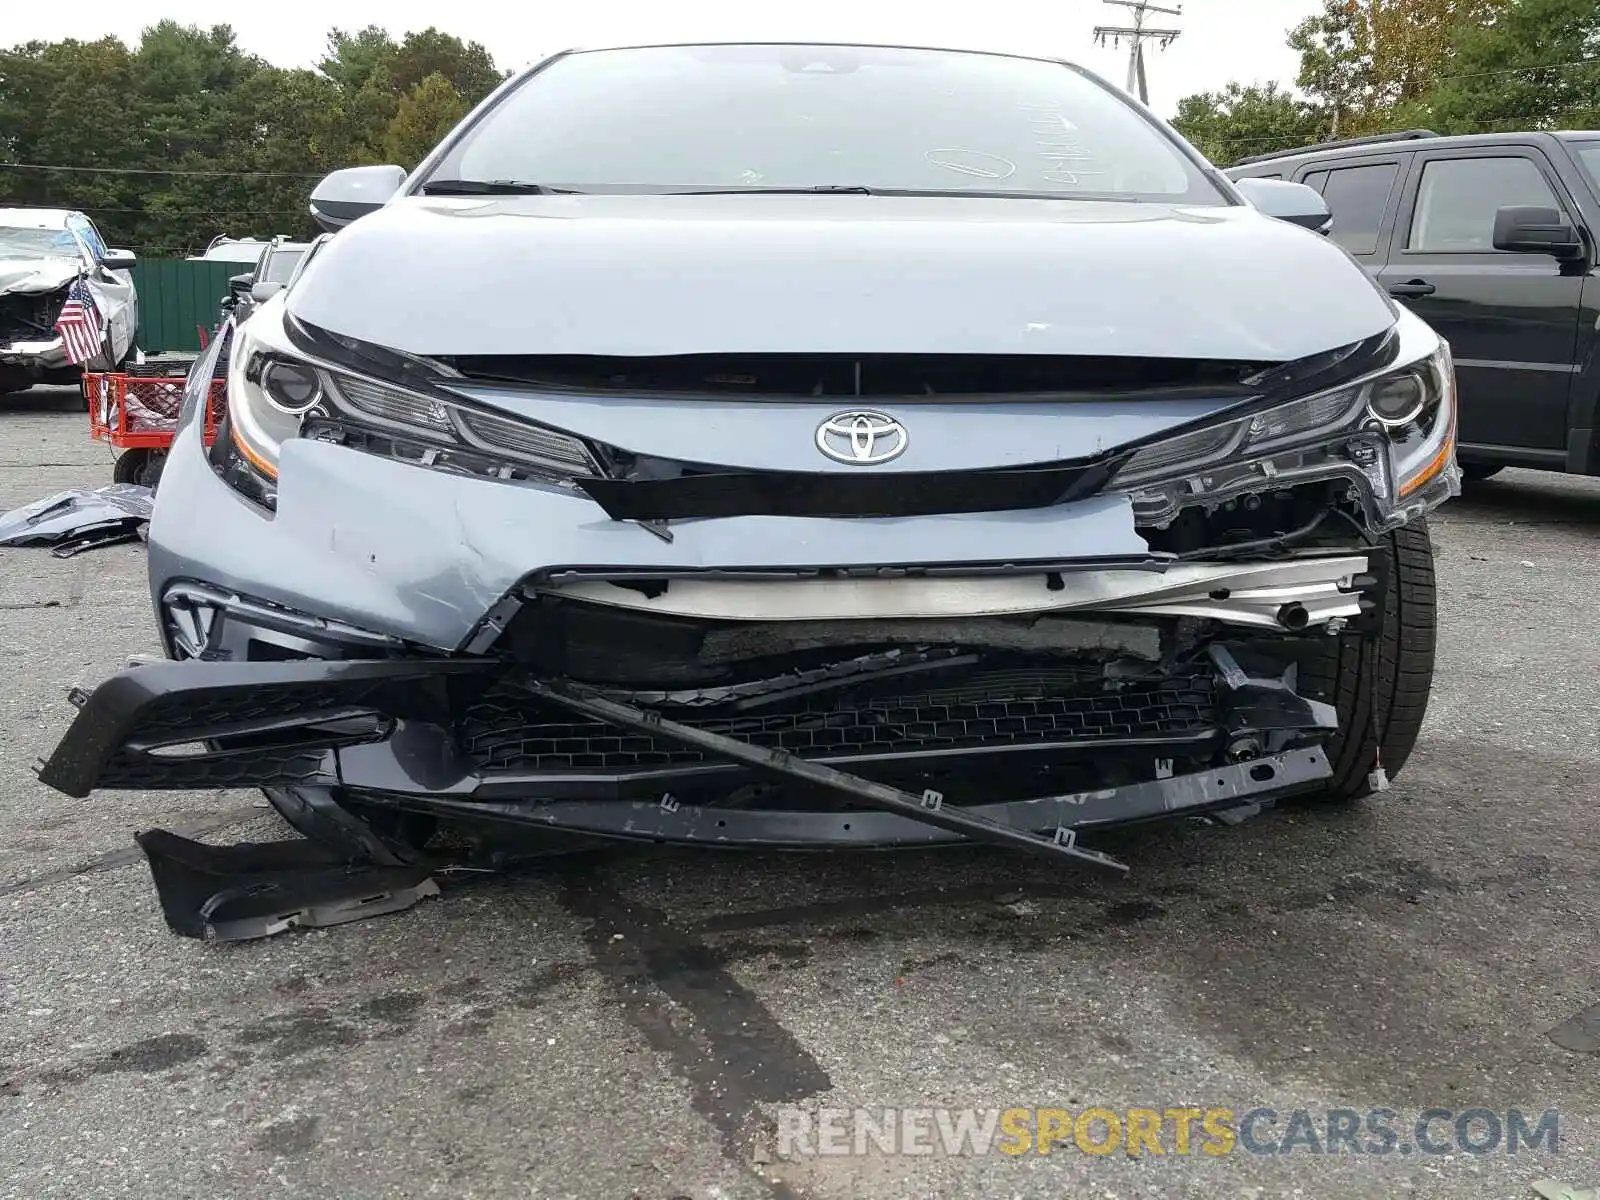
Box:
left=0, top=22, right=505, bottom=257
left=1173, top=0, right=1600, bottom=166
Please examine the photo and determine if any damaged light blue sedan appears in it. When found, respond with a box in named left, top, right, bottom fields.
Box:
left=38, top=43, right=1461, bottom=938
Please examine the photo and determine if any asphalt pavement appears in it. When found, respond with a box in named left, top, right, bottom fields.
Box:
left=2, top=384, right=1597, bottom=1200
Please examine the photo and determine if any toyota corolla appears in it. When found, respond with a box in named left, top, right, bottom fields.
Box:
left=37, top=43, right=1460, bottom=938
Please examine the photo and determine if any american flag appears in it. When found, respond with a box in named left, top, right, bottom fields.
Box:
left=55, top=277, right=104, bottom=366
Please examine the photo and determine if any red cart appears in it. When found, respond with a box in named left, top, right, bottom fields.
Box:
left=85, top=363, right=226, bottom=487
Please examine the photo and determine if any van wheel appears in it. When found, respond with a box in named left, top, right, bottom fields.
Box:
left=1460, top=462, right=1504, bottom=482
left=1299, top=521, right=1437, bottom=801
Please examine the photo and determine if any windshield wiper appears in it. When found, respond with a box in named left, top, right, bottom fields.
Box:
left=420, top=180, right=585, bottom=196
left=659, top=186, right=1144, bottom=201
left=668, top=185, right=877, bottom=196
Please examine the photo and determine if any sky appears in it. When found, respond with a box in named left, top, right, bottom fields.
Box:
left=6, top=0, right=1323, bottom=117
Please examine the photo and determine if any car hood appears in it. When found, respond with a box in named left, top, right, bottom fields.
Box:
left=0, top=257, right=79, bottom=296
left=288, top=194, right=1396, bottom=363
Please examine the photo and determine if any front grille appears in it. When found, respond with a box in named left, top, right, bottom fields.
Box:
left=127, top=677, right=400, bottom=737
left=102, top=745, right=334, bottom=791
left=575, top=458, right=1111, bottom=521
left=459, top=673, right=1219, bottom=773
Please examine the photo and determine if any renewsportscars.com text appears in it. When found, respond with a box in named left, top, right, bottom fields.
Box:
left=776, top=1106, right=1561, bottom=1159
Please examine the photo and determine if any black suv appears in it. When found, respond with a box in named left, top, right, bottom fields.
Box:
left=1227, top=129, right=1600, bottom=481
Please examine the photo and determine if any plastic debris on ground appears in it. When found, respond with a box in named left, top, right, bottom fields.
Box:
left=1530, top=1184, right=1597, bottom=1200
left=0, top=483, right=154, bottom=556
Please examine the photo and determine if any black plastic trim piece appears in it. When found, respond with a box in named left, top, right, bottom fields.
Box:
left=36, top=659, right=497, bottom=799
left=574, top=458, right=1121, bottom=521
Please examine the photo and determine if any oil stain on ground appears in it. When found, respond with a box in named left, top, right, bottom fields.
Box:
left=34, top=1031, right=208, bottom=1090
left=552, top=863, right=830, bottom=1200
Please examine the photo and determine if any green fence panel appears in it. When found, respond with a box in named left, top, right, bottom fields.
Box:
left=131, top=259, right=241, bottom=354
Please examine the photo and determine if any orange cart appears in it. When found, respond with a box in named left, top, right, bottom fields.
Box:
left=84, top=362, right=226, bottom=488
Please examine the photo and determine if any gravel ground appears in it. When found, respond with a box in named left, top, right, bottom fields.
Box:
left=2, top=385, right=1597, bottom=1200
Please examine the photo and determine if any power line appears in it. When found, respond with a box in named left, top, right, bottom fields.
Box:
left=1094, top=0, right=1183, bottom=106
left=0, top=196, right=311, bottom=215
left=0, top=162, right=324, bottom=178
left=73, top=207, right=308, bottom=217
left=1441, top=57, right=1600, bottom=84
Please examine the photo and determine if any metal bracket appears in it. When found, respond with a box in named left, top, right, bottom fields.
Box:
left=442, top=746, right=1331, bottom=853
left=1208, top=643, right=1251, bottom=690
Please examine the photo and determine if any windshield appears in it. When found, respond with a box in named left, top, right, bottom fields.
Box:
left=1573, top=141, right=1600, bottom=193
left=423, top=44, right=1223, bottom=203
left=0, top=226, right=81, bottom=261
left=261, top=248, right=306, bottom=284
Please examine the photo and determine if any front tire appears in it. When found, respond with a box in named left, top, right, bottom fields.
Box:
left=1301, top=521, right=1438, bottom=801
left=1460, top=462, right=1504, bottom=482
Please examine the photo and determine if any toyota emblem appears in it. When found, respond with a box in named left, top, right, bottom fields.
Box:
left=815, top=411, right=909, bottom=465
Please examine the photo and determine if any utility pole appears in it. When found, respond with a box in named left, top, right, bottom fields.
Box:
left=1093, top=0, right=1183, bottom=106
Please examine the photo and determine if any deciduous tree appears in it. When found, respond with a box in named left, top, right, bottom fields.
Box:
left=1172, top=83, right=1331, bottom=164
left=1426, top=0, right=1600, bottom=131
left=1288, top=0, right=1508, bottom=133
left=0, top=22, right=507, bottom=255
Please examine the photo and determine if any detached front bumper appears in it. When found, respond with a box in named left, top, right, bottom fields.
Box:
left=0, top=335, right=70, bottom=374
left=38, top=634, right=1339, bottom=868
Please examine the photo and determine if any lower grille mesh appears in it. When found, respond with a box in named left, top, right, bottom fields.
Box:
left=458, top=672, right=1219, bottom=773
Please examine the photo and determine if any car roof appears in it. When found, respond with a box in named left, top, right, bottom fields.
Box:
left=0, top=207, right=76, bottom=229
left=196, top=238, right=276, bottom=261
left=1225, top=128, right=1600, bottom=173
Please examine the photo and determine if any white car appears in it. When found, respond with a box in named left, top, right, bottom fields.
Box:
left=189, top=235, right=278, bottom=264
left=0, top=207, right=138, bottom=393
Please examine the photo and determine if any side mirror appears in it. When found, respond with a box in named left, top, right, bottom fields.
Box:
left=228, top=272, right=253, bottom=292
left=250, top=281, right=285, bottom=303
left=309, top=164, right=408, bottom=233
left=101, top=249, right=137, bottom=270
left=1493, top=205, right=1585, bottom=260
left=1233, top=177, right=1333, bottom=235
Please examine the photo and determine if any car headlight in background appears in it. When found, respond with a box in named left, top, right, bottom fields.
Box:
left=1109, top=313, right=1458, bottom=530
left=209, top=309, right=601, bottom=510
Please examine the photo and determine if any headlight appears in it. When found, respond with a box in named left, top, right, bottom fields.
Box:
left=258, top=359, right=322, bottom=413
left=211, top=309, right=601, bottom=509
left=1110, top=312, right=1458, bottom=529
